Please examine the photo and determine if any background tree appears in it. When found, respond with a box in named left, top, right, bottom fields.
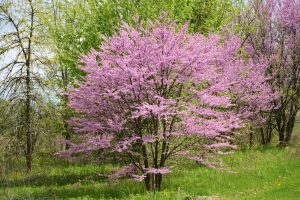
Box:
left=0, top=0, right=56, bottom=171
left=237, top=0, right=300, bottom=146
left=189, top=0, right=236, bottom=33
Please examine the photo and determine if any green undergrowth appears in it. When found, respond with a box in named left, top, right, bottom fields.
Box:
left=1, top=147, right=300, bottom=200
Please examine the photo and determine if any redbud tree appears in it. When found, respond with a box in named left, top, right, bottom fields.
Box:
left=240, top=0, right=300, bottom=145
left=59, top=18, right=275, bottom=190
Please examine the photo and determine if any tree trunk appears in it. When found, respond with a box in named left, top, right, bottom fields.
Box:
left=61, top=67, right=72, bottom=150
left=25, top=61, right=32, bottom=172
left=144, top=173, right=163, bottom=191
left=24, top=0, right=35, bottom=173
left=276, top=109, right=286, bottom=147
left=285, top=113, right=296, bottom=145
left=144, top=174, right=151, bottom=191
left=62, top=113, right=72, bottom=150
left=266, top=123, right=273, bottom=144
left=260, top=124, right=273, bottom=145
left=260, top=128, right=266, bottom=145
left=278, top=129, right=285, bottom=147
left=277, top=107, right=297, bottom=146
left=249, top=132, right=254, bottom=147
left=155, top=174, right=162, bottom=191
left=65, top=130, right=71, bottom=149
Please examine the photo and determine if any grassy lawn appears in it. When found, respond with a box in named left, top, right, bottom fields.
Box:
left=1, top=147, right=300, bottom=200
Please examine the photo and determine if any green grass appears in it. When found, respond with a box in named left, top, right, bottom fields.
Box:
left=1, top=148, right=300, bottom=200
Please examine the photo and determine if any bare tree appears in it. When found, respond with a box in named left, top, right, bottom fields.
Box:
left=0, top=0, right=51, bottom=171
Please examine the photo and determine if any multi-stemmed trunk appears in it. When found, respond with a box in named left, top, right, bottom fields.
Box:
left=144, top=173, right=163, bottom=191
left=260, top=116, right=273, bottom=145
left=276, top=104, right=298, bottom=147
left=284, top=112, right=296, bottom=145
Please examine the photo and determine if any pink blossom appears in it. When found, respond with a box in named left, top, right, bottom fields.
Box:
left=145, top=167, right=172, bottom=175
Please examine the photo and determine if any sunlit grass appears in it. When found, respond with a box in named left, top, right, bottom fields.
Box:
left=1, top=147, right=300, bottom=200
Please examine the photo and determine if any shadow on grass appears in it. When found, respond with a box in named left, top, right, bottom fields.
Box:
left=41, top=184, right=143, bottom=199
left=2, top=177, right=146, bottom=200
left=0, top=173, right=106, bottom=188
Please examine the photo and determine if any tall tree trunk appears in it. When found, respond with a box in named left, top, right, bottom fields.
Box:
left=25, top=61, right=32, bottom=172
left=61, top=67, right=73, bottom=150
left=24, top=0, right=35, bottom=173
